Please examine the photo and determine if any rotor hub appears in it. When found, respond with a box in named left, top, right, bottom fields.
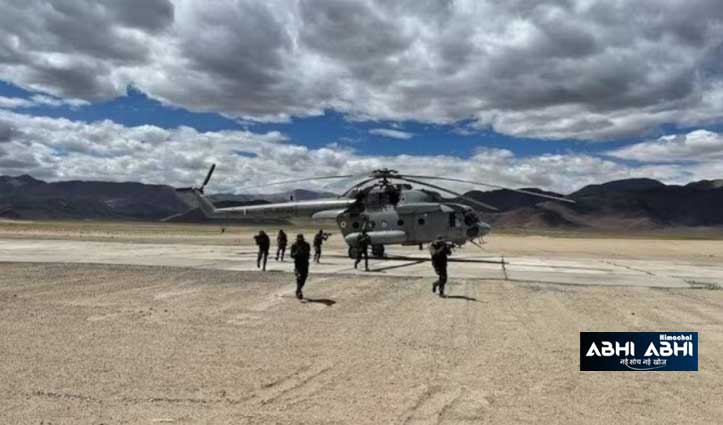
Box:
left=370, top=168, right=399, bottom=179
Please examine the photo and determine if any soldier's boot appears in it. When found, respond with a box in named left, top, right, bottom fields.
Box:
left=296, top=277, right=304, bottom=299
left=432, top=281, right=438, bottom=293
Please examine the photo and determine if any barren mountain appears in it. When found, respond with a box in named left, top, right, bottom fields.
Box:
left=0, top=175, right=327, bottom=223
left=471, top=178, right=723, bottom=230
left=2, top=175, right=722, bottom=230
left=0, top=175, right=186, bottom=220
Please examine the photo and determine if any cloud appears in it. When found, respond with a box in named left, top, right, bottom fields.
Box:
left=1, top=1, right=723, bottom=140
left=0, top=110, right=720, bottom=194
left=0, top=97, right=34, bottom=109
left=0, top=94, right=89, bottom=110
left=29, top=94, right=89, bottom=108
left=368, top=128, right=414, bottom=140
left=0, top=119, right=20, bottom=142
left=606, top=130, right=723, bottom=162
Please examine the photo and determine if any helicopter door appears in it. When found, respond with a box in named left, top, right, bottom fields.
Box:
left=412, top=212, right=429, bottom=243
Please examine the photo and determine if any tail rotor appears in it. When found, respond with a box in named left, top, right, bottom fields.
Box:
left=201, top=163, right=216, bottom=193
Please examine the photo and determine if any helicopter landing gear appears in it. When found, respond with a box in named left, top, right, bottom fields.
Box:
left=348, top=246, right=359, bottom=259
left=371, top=244, right=385, bottom=258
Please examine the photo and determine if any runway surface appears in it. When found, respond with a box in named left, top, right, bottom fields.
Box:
left=1, top=238, right=722, bottom=289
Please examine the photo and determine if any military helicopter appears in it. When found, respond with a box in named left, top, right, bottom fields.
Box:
left=176, top=165, right=573, bottom=258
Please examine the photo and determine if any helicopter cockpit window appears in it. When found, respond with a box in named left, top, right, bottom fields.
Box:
left=464, top=212, right=478, bottom=225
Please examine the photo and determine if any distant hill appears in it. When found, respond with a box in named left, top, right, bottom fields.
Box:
left=466, top=178, right=723, bottom=230
left=459, top=188, right=565, bottom=212
left=0, top=175, right=187, bottom=220
left=2, top=175, right=722, bottom=230
left=0, top=175, right=332, bottom=223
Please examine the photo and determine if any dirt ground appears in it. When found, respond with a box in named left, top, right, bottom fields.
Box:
left=1, top=262, right=722, bottom=424
left=1, top=221, right=722, bottom=424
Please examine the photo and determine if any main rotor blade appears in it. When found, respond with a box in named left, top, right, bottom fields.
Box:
left=236, top=174, right=365, bottom=192
left=397, top=176, right=499, bottom=211
left=401, top=175, right=575, bottom=204
left=202, top=163, right=216, bottom=188
left=340, top=177, right=377, bottom=197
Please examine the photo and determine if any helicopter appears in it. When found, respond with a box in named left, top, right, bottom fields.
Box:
left=176, top=165, right=574, bottom=258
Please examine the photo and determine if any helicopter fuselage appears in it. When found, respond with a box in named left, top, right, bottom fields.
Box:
left=330, top=188, right=491, bottom=257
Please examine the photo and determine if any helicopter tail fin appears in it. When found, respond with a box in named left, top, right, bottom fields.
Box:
left=174, top=164, right=223, bottom=219
left=175, top=187, right=221, bottom=218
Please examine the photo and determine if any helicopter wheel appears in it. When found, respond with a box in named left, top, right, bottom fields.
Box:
left=371, top=244, right=385, bottom=258
left=348, top=246, right=359, bottom=259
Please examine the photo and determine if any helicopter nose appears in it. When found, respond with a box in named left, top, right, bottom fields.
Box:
left=479, top=222, right=491, bottom=234
left=467, top=222, right=491, bottom=238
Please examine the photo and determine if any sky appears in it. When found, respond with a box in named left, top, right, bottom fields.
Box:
left=1, top=0, right=723, bottom=194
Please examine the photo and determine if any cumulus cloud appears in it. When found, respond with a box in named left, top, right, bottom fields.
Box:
left=368, top=128, right=414, bottom=140
left=606, top=130, right=723, bottom=162
left=2, top=1, right=723, bottom=140
left=0, top=110, right=720, bottom=194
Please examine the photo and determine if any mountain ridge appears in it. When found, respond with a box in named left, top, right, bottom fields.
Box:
left=2, top=175, right=722, bottom=230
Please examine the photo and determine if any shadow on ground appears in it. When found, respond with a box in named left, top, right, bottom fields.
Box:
left=301, top=298, right=337, bottom=306
left=443, top=295, right=479, bottom=302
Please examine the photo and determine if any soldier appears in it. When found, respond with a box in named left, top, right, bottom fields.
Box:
left=313, top=229, right=329, bottom=263
left=290, top=233, right=311, bottom=299
left=254, top=230, right=270, bottom=271
left=354, top=223, right=371, bottom=271
left=429, top=236, right=452, bottom=297
left=276, top=229, right=288, bottom=261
